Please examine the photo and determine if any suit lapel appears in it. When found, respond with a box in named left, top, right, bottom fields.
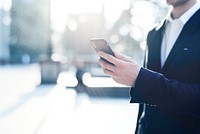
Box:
left=147, top=19, right=166, bottom=72
left=162, top=9, right=200, bottom=72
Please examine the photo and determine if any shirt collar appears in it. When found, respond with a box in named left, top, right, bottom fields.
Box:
left=166, top=2, right=200, bottom=25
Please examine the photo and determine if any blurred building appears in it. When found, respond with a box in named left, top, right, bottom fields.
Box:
left=0, top=0, right=11, bottom=64
left=1, top=0, right=168, bottom=64
left=10, top=0, right=49, bottom=63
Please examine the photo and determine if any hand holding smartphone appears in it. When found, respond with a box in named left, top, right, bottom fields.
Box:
left=90, top=38, right=115, bottom=65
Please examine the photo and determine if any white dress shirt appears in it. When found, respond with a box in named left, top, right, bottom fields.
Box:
left=161, top=2, right=200, bottom=67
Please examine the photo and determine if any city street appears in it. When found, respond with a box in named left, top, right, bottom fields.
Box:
left=0, top=64, right=138, bottom=134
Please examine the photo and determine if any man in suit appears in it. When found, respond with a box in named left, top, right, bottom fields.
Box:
left=98, top=0, right=200, bottom=133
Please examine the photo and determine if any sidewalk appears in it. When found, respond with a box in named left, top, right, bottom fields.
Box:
left=0, top=64, right=138, bottom=134
left=0, top=64, right=77, bottom=134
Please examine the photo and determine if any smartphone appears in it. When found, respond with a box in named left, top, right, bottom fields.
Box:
left=90, top=38, right=115, bottom=65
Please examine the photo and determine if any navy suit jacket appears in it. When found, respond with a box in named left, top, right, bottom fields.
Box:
left=130, top=9, right=200, bottom=134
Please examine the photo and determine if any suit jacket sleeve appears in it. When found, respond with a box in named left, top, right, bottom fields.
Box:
left=130, top=68, right=200, bottom=119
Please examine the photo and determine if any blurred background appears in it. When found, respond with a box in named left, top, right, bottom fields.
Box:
left=0, top=0, right=168, bottom=134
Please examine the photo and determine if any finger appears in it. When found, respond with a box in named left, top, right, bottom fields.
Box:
left=98, top=58, right=116, bottom=71
left=98, top=51, right=120, bottom=65
left=103, top=69, right=115, bottom=76
left=114, top=51, right=132, bottom=62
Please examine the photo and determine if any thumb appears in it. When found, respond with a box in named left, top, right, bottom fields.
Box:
left=114, top=51, right=132, bottom=62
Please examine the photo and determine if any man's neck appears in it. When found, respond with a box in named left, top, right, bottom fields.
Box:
left=171, top=0, right=197, bottom=19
